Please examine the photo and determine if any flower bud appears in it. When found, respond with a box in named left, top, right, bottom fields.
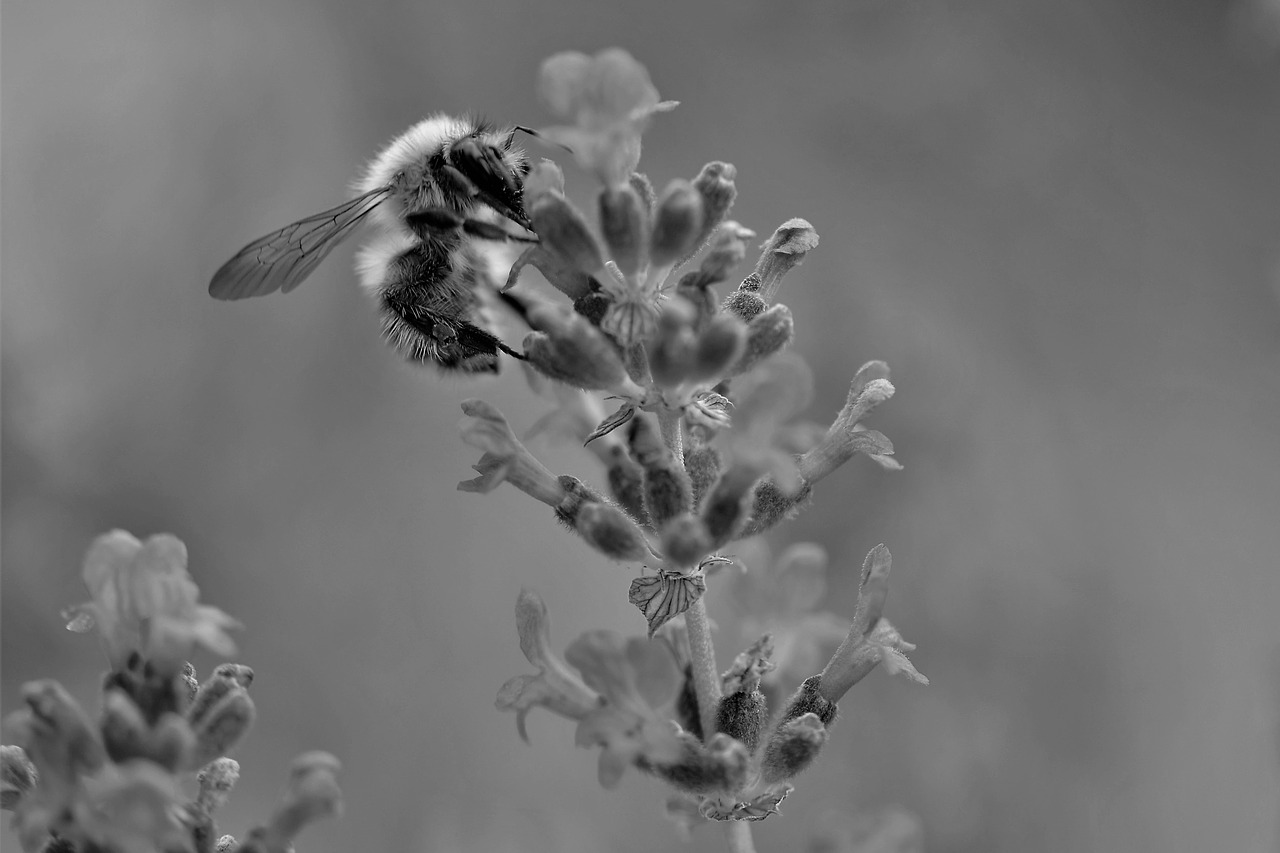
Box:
left=523, top=303, right=640, bottom=394
left=689, top=162, right=738, bottom=254
left=660, top=513, right=713, bottom=567
left=573, top=501, right=653, bottom=562
left=9, top=680, right=105, bottom=787
left=187, top=664, right=253, bottom=724
left=777, top=675, right=838, bottom=727
left=731, top=304, right=794, bottom=376
left=604, top=445, right=648, bottom=522
left=151, top=713, right=196, bottom=771
left=649, top=731, right=749, bottom=795
left=629, top=414, right=693, bottom=526
left=100, top=689, right=151, bottom=764
left=715, top=690, right=767, bottom=754
left=215, top=835, right=237, bottom=852
left=741, top=479, right=812, bottom=537
left=188, top=684, right=256, bottom=768
left=700, top=463, right=759, bottom=547
left=648, top=299, right=700, bottom=388
left=599, top=184, right=648, bottom=276
left=507, top=244, right=594, bottom=300
left=691, top=221, right=754, bottom=286
left=760, top=712, right=828, bottom=784
left=649, top=180, right=705, bottom=268
left=530, top=194, right=604, bottom=275
left=686, top=314, right=747, bottom=385
left=254, top=751, right=343, bottom=852
left=753, top=219, right=819, bottom=302
left=684, top=444, right=722, bottom=509
left=521, top=160, right=565, bottom=212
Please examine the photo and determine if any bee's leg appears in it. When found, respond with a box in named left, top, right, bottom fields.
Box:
left=511, top=125, right=574, bottom=156
left=405, top=209, right=537, bottom=246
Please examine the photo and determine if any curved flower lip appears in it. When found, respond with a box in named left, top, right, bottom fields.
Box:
left=66, top=530, right=239, bottom=673
left=536, top=48, right=678, bottom=185
left=496, top=590, right=603, bottom=742
left=457, top=399, right=567, bottom=505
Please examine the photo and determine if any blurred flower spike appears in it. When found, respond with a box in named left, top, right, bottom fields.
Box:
left=65, top=530, right=240, bottom=675
left=537, top=48, right=678, bottom=186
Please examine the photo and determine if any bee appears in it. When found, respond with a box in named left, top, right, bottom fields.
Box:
left=209, top=114, right=537, bottom=372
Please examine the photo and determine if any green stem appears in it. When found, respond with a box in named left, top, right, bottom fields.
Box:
left=683, top=596, right=721, bottom=740
left=655, top=407, right=753, bottom=853
left=727, top=820, right=759, bottom=853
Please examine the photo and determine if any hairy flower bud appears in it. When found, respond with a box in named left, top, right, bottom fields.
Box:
left=684, top=445, right=723, bottom=509
left=688, top=162, right=738, bottom=256
left=648, top=731, right=749, bottom=795
left=7, top=680, right=105, bottom=790
left=741, top=479, right=812, bottom=537
left=530, top=194, right=605, bottom=275
left=716, top=690, right=767, bottom=754
left=575, top=502, right=653, bottom=561
left=242, top=752, right=343, bottom=853
left=599, top=184, right=648, bottom=276
left=687, top=314, right=746, bottom=385
left=523, top=304, right=641, bottom=395
left=555, top=479, right=653, bottom=562
left=700, top=463, right=760, bottom=547
left=188, top=684, right=255, bottom=769
left=660, top=513, right=713, bottom=567
left=649, top=180, right=705, bottom=268
left=731, top=303, right=794, bottom=376
left=603, top=444, right=648, bottom=522
left=685, top=221, right=754, bottom=291
left=648, top=300, right=700, bottom=389
left=760, top=712, right=828, bottom=784
left=629, top=414, right=693, bottom=525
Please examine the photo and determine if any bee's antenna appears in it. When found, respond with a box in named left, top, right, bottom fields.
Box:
left=513, top=125, right=575, bottom=155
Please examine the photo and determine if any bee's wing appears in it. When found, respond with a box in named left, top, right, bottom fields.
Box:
left=209, top=185, right=394, bottom=300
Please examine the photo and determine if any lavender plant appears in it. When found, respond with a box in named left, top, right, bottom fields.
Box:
left=1, top=531, right=344, bottom=853
left=471, top=49, right=929, bottom=852
left=5, top=47, right=926, bottom=853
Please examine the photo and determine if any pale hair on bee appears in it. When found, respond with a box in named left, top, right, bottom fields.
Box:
left=209, top=113, right=539, bottom=373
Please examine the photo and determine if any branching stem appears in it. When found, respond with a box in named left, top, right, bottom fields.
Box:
left=656, top=407, right=757, bottom=853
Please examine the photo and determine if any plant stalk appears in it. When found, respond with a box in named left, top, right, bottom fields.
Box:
left=656, top=407, right=755, bottom=853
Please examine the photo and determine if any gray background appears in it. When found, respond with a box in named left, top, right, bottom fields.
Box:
left=4, top=1, right=1280, bottom=851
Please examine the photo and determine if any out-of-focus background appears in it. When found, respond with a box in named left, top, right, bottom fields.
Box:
left=5, top=1, right=1280, bottom=851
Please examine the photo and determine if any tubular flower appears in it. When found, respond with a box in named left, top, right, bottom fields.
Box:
left=457, top=399, right=567, bottom=505
left=537, top=48, right=678, bottom=187
left=65, top=531, right=240, bottom=675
